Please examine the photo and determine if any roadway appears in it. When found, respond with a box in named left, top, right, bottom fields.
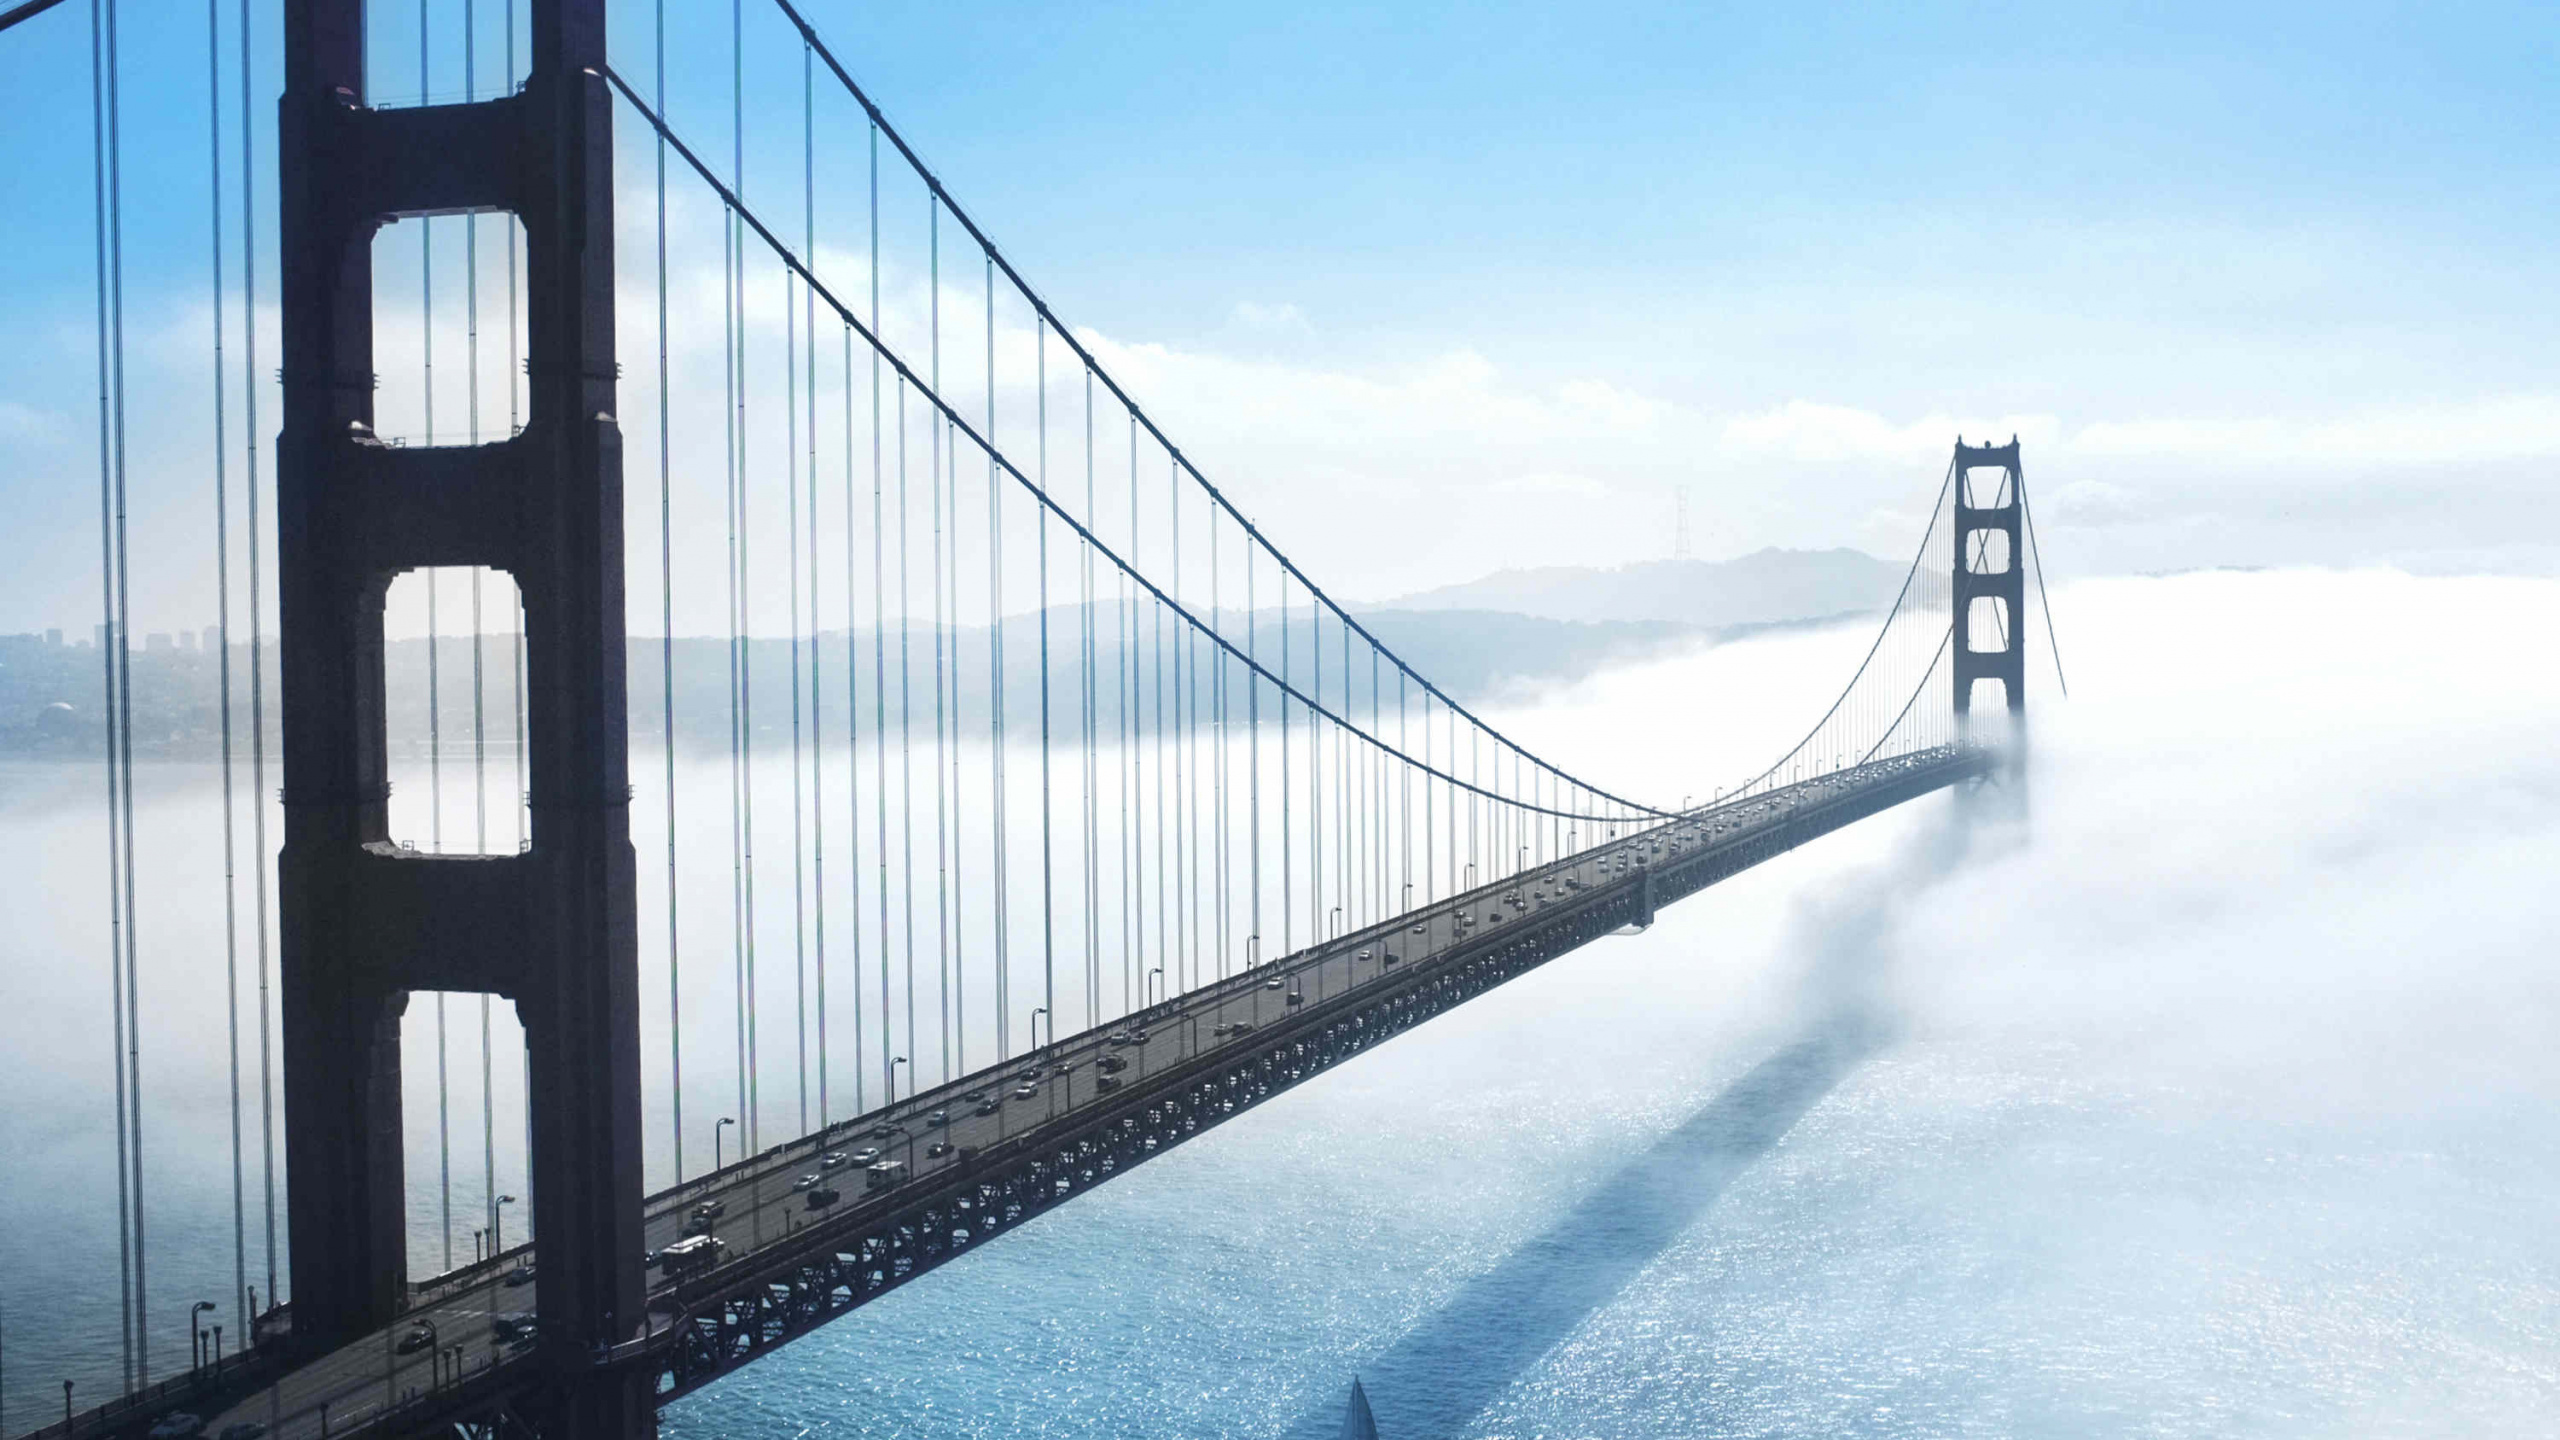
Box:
left=117, top=751, right=1963, bottom=1440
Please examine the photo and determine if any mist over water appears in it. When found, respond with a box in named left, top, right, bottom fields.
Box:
left=5, top=568, right=2557, bottom=1435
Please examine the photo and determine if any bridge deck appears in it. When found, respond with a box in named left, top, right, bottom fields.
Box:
left=25, top=747, right=1987, bottom=1440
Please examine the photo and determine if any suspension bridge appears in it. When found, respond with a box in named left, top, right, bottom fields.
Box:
left=0, top=1, right=2060, bottom=1436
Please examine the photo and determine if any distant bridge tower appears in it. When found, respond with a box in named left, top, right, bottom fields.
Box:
left=1951, top=438, right=2026, bottom=769
left=274, top=0, right=648, bottom=1433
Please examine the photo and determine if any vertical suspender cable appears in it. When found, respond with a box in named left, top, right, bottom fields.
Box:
left=90, top=0, right=135, bottom=1379
left=804, top=44, right=828, bottom=1127
left=1212, top=512, right=1227, bottom=981
left=855, top=316, right=875, bottom=1112
left=988, top=252, right=1009, bottom=1061
left=464, top=0, right=498, bottom=1262
left=898, top=377, right=916, bottom=1090
left=740, top=187, right=761, bottom=1150
left=1247, top=543, right=1260, bottom=969
left=723, top=0, right=746, bottom=1145
left=508, top=0, right=528, bottom=1232
left=1082, top=368, right=1097, bottom=1025
left=656, top=0, right=682, bottom=1181
left=205, top=0, right=248, bottom=1333
left=1274, top=566, right=1280, bottom=958
left=1038, top=322, right=1054, bottom=1053
left=730, top=0, right=763, bottom=1150
left=417, top=0, right=454, bottom=1280
left=870, top=123, right=891, bottom=1107
left=1136, top=409, right=1146, bottom=1014
left=2021, top=475, right=2069, bottom=698
left=787, top=141, right=808, bottom=1137
left=102, top=0, right=150, bottom=1379
left=929, top=204, right=951, bottom=1080
left=238, top=0, right=277, bottom=1320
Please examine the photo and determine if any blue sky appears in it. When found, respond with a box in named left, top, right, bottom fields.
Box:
left=1, top=1, right=2554, bottom=636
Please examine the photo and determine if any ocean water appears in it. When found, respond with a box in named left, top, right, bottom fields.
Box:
left=6, top=568, right=2558, bottom=1437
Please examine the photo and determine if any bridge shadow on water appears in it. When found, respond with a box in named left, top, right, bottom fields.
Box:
left=1291, top=1006, right=1894, bottom=1440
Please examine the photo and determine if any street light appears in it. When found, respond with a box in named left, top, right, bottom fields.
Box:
left=1029, top=1007, right=1049, bottom=1056
left=714, top=1116, right=736, bottom=1172
left=889, top=1056, right=908, bottom=1104
left=1147, top=966, right=1165, bottom=1009
left=189, top=1301, right=216, bottom=1371
left=492, top=1195, right=517, bottom=1255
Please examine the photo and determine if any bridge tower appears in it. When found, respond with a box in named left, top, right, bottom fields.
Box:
left=1951, top=438, right=2027, bottom=771
left=275, top=1, right=648, bottom=1433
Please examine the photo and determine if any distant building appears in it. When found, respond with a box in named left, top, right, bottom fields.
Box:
left=146, top=632, right=175, bottom=654
left=202, top=625, right=223, bottom=653
left=180, top=630, right=200, bottom=653
left=46, top=629, right=62, bottom=648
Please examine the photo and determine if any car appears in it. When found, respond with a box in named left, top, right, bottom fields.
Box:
left=395, top=1323, right=436, bottom=1356
left=925, top=1109, right=949, bottom=1128
left=847, top=1146, right=884, bottom=1166
left=502, top=1262, right=536, bottom=1288
left=1106, top=1031, right=1134, bottom=1047
left=1211, top=1022, right=1238, bottom=1037
left=1285, top=991, right=1304, bottom=1006
left=805, top=1187, right=841, bottom=1210
left=146, top=1415, right=204, bottom=1439
left=974, top=1098, right=1002, bottom=1116
left=1011, top=1082, right=1040, bottom=1100
left=691, top=1198, right=727, bottom=1222
left=1094, top=1075, right=1123, bottom=1093
left=925, top=1140, right=954, bottom=1158
left=1230, top=1020, right=1255, bottom=1034
left=820, top=1150, right=850, bottom=1171
left=1013, top=1067, right=1044, bottom=1083
left=1130, top=1028, right=1149, bottom=1042
left=792, top=1171, right=822, bottom=1192
left=961, top=1089, right=989, bottom=1104
left=1263, top=977, right=1284, bottom=990
left=1356, top=949, right=1372, bottom=961
left=1097, top=1055, right=1128, bottom=1074
left=1410, top=923, right=1426, bottom=934
left=490, top=1312, right=536, bottom=1342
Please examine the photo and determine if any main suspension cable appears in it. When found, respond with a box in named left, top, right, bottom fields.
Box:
left=764, top=0, right=1671, bottom=822
left=609, top=63, right=1671, bottom=824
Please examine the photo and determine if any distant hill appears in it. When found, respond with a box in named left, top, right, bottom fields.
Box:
left=1381, top=548, right=1903, bottom=629
left=0, top=551, right=1901, bottom=758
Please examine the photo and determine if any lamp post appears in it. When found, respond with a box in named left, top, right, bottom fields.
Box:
left=190, top=1300, right=216, bottom=1371
left=1146, top=967, right=1164, bottom=1010
left=492, top=1195, right=517, bottom=1255
left=1029, top=1007, right=1049, bottom=1057
left=714, top=1116, right=736, bottom=1172
left=889, top=1056, right=908, bottom=1105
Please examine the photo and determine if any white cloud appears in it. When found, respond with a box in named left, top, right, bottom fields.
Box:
left=2067, top=395, right=2560, bottom=465
left=1229, top=301, right=1313, bottom=337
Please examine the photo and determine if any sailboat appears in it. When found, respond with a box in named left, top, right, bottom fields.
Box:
left=1339, top=1376, right=1380, bottom=1440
